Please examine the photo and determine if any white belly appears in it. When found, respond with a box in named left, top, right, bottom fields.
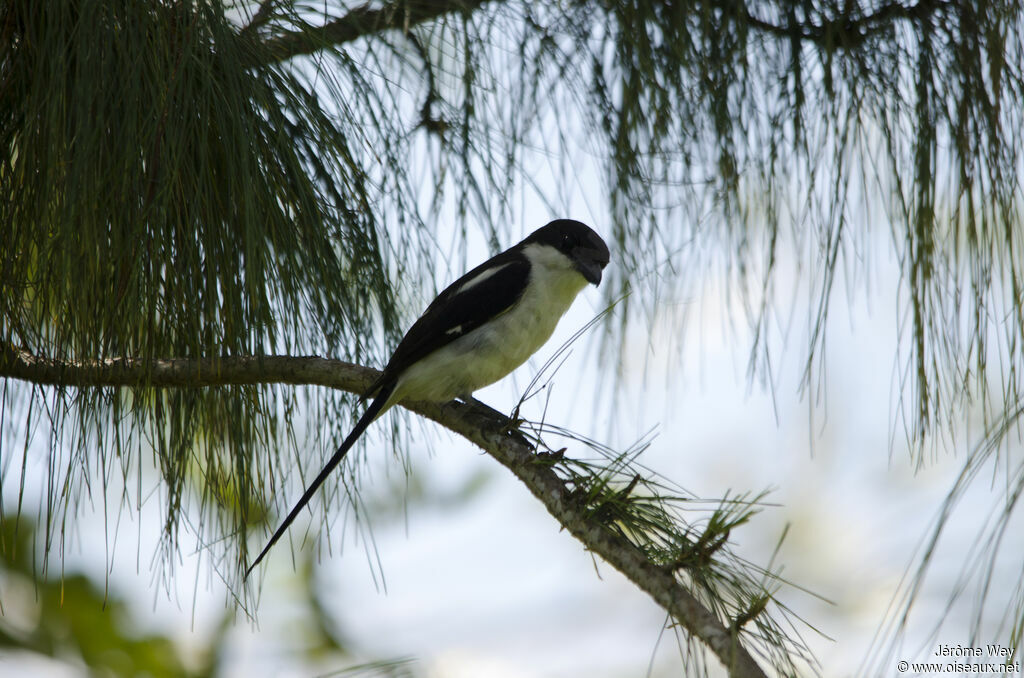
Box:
left=392, top=252, right=589, bottom=405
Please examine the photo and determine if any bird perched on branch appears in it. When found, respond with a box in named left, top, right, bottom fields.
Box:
left=245, top=219, right=610, bottom=578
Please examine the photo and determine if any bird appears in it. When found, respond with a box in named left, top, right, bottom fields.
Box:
left=244, top=219, right=610, bottom=578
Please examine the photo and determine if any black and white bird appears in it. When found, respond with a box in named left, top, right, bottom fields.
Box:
left=245, top=219, right=610, bottom=578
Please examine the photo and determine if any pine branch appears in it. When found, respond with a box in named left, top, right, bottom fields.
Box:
left=252, top=0, right=491, bottom=65
left=741, top=0, right=952, bottom=50
left=0, top=345, right=769, bottom=677
left=0, top=345, right=375, bottom=392
left=239, top=0, right=278, bottom=38
left=244, top=0, right=953, bottom=68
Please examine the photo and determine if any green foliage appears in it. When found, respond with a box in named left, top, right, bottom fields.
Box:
left=577, top=0, right=1024, bottom=451
left=0, top=515, right=205, bottom=677
left=2, top=0, right=398, bottom=360
left=0, top=513, right=382, bottom=676
left=0, top=0, right=409, bottom=568
left=527, top=422, right=819, bottom=675
left=512, top=308, right=817, bottom=675
left=2, top=0, right=1024, bottom=670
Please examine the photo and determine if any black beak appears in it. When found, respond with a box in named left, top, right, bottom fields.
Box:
left=573, top=237, right=610, bottom=286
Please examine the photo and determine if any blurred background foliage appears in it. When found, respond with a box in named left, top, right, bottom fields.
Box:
left=0, top=511, right=431, bottom=676
left=0, top=514, right=223, bottom=677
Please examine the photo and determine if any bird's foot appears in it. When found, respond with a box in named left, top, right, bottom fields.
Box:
left=534, top=447, right=566, bottom=462
left=453, top=395, right=533, bottom=449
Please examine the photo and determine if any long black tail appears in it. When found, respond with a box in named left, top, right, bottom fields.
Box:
left=244, top=381, right=397, bottom=579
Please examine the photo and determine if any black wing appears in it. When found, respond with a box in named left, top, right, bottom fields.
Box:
left=367, top=252, right=531, bottom=394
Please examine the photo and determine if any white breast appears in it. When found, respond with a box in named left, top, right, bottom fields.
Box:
left=391, top=243, right=589, bottom=405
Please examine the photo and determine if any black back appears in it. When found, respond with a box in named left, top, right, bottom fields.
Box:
left=368, top=219, right=607, bottom=395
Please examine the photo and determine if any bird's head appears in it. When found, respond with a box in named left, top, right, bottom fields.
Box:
left=524, top=219, right=610, bottom=286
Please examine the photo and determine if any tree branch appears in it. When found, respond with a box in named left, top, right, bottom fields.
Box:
left=742, top=0, right=951, bottom=50
left=239, top=0, right=278, bottom=39
left=0, top=345, right=376, bottom=392
left=253, top=0, right=491, bottom=66
left=0, top=345, right=769, bottom=677
left=244, top=0, right=952, bottom=67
